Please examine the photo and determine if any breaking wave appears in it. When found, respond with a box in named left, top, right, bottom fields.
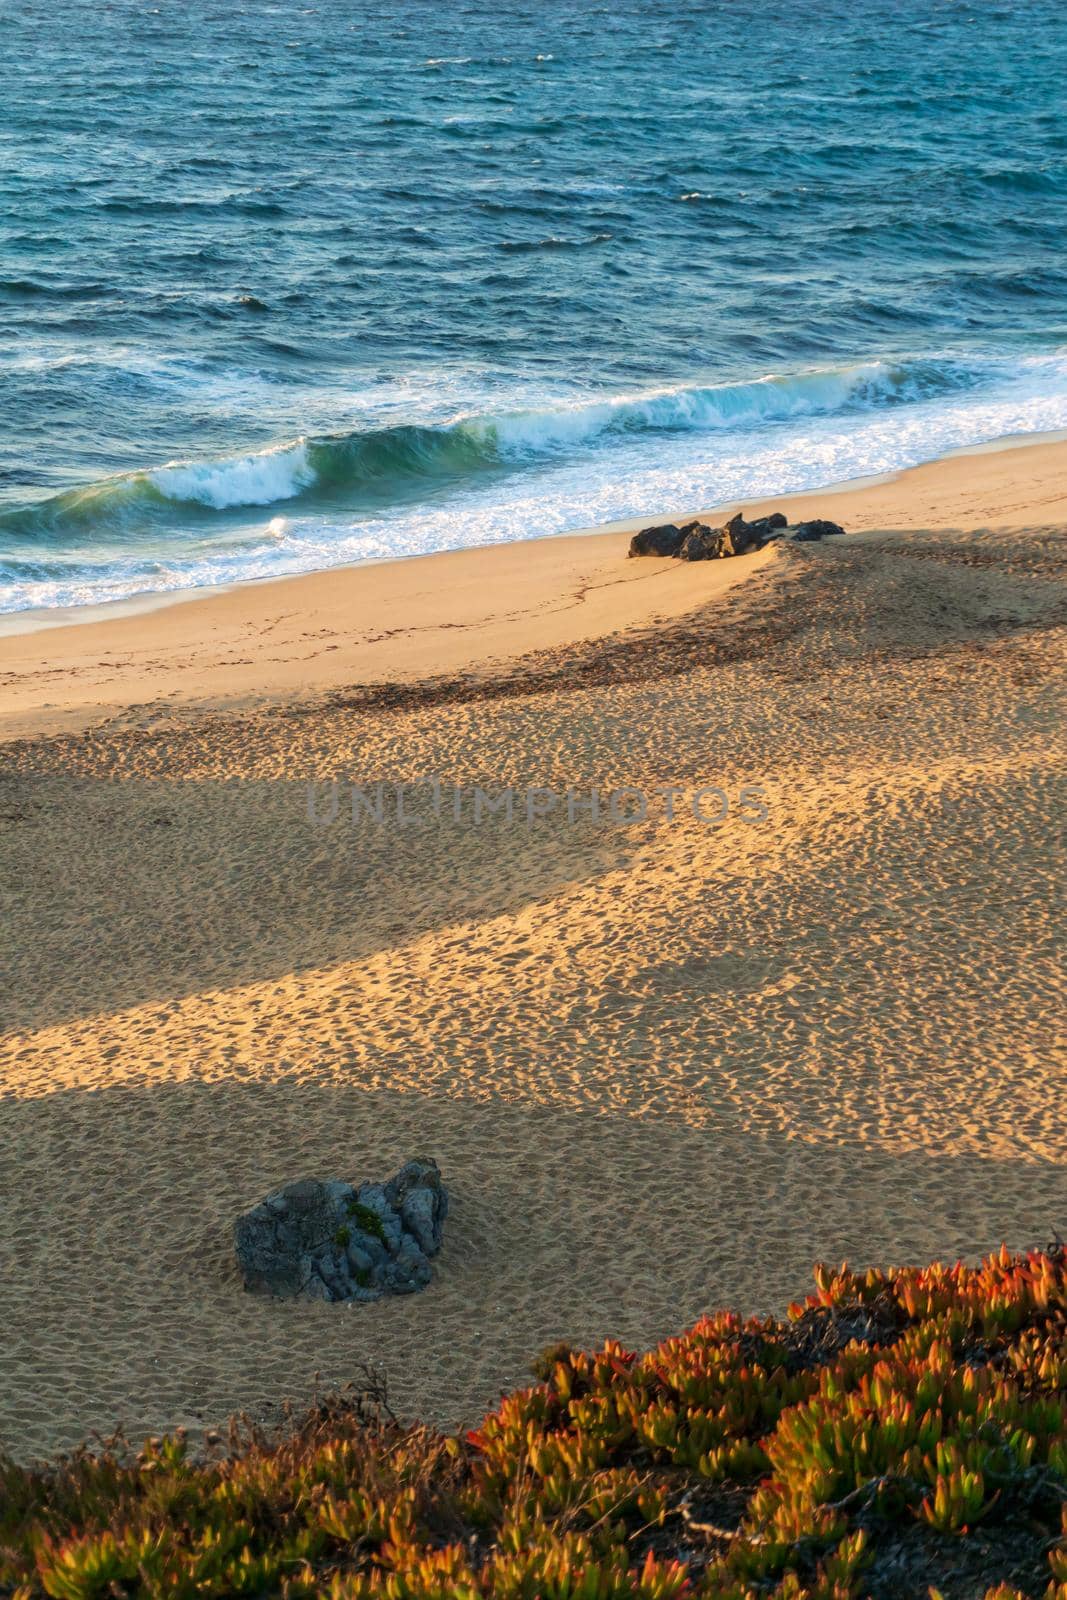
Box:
left=0, top=357, right=983, bottom=545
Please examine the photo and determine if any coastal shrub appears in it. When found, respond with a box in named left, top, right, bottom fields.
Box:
left=2, top=1246, right=1067, bottom=1597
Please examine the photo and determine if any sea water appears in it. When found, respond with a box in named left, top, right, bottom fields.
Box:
left=2, top=0, right=1066, bottom=611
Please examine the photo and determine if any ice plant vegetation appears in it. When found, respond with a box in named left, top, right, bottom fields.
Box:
left=2, top=1247, right=1067, bottom=1598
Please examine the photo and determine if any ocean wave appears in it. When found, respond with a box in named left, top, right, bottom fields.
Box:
left=497, top=233, right=614, bottom=252
left=0, top=356, right=1015, bottom=546
left=0, top=277, right=113, bottom=300
left=150, top=441, right=317, bottom=509
left=6, top=346, right=1067, bottom=614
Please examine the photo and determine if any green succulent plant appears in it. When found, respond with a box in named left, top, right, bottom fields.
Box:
left=5, top=1245, right=1067, bottom=1600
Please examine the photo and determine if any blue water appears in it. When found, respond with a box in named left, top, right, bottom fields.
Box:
left=2, top=0, right=1066, bottom=612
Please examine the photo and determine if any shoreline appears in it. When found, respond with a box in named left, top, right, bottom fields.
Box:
left=3, top=429, right=1067, bottom=742
left=4, top=422, right=1067, bottom=646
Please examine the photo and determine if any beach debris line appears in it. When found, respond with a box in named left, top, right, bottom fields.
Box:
left=628, top=507, right=846, bottom=559
left=234, top=1158, right=447, bottom=1303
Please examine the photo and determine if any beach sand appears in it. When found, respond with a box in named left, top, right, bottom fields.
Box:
left=1, top=436, right=1065, bottom=1461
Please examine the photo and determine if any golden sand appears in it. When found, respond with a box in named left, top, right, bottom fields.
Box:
left=1, top=437, right=1065, bottom=1460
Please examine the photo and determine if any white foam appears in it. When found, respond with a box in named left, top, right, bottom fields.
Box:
left=6, top=349, right=1067, bottom=614
left=149, top=440, right=316, bottom=508
left=478, top=362, right=899, bottom=456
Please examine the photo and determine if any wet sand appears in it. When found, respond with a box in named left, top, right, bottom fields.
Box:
left=4, top=431, right=1067, bottom=741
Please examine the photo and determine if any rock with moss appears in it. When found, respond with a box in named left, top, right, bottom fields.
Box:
left=234, top=1159, right=448, bottom=1302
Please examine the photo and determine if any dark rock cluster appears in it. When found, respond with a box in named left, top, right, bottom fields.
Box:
left=234, top=1158, right=448, bottom=1303
left=789, top=518, right=848, bottom=543
left=628, top=508, right=845, bottom=561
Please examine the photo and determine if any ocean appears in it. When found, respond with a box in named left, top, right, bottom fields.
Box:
left=2, top=0, right=1066, bottom=613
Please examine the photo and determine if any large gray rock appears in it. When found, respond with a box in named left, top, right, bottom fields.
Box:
left=234, top=1158, right=448, bottom=1303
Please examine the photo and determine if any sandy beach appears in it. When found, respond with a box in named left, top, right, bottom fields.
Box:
left=1, top=435, right=1065, bottom=1463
